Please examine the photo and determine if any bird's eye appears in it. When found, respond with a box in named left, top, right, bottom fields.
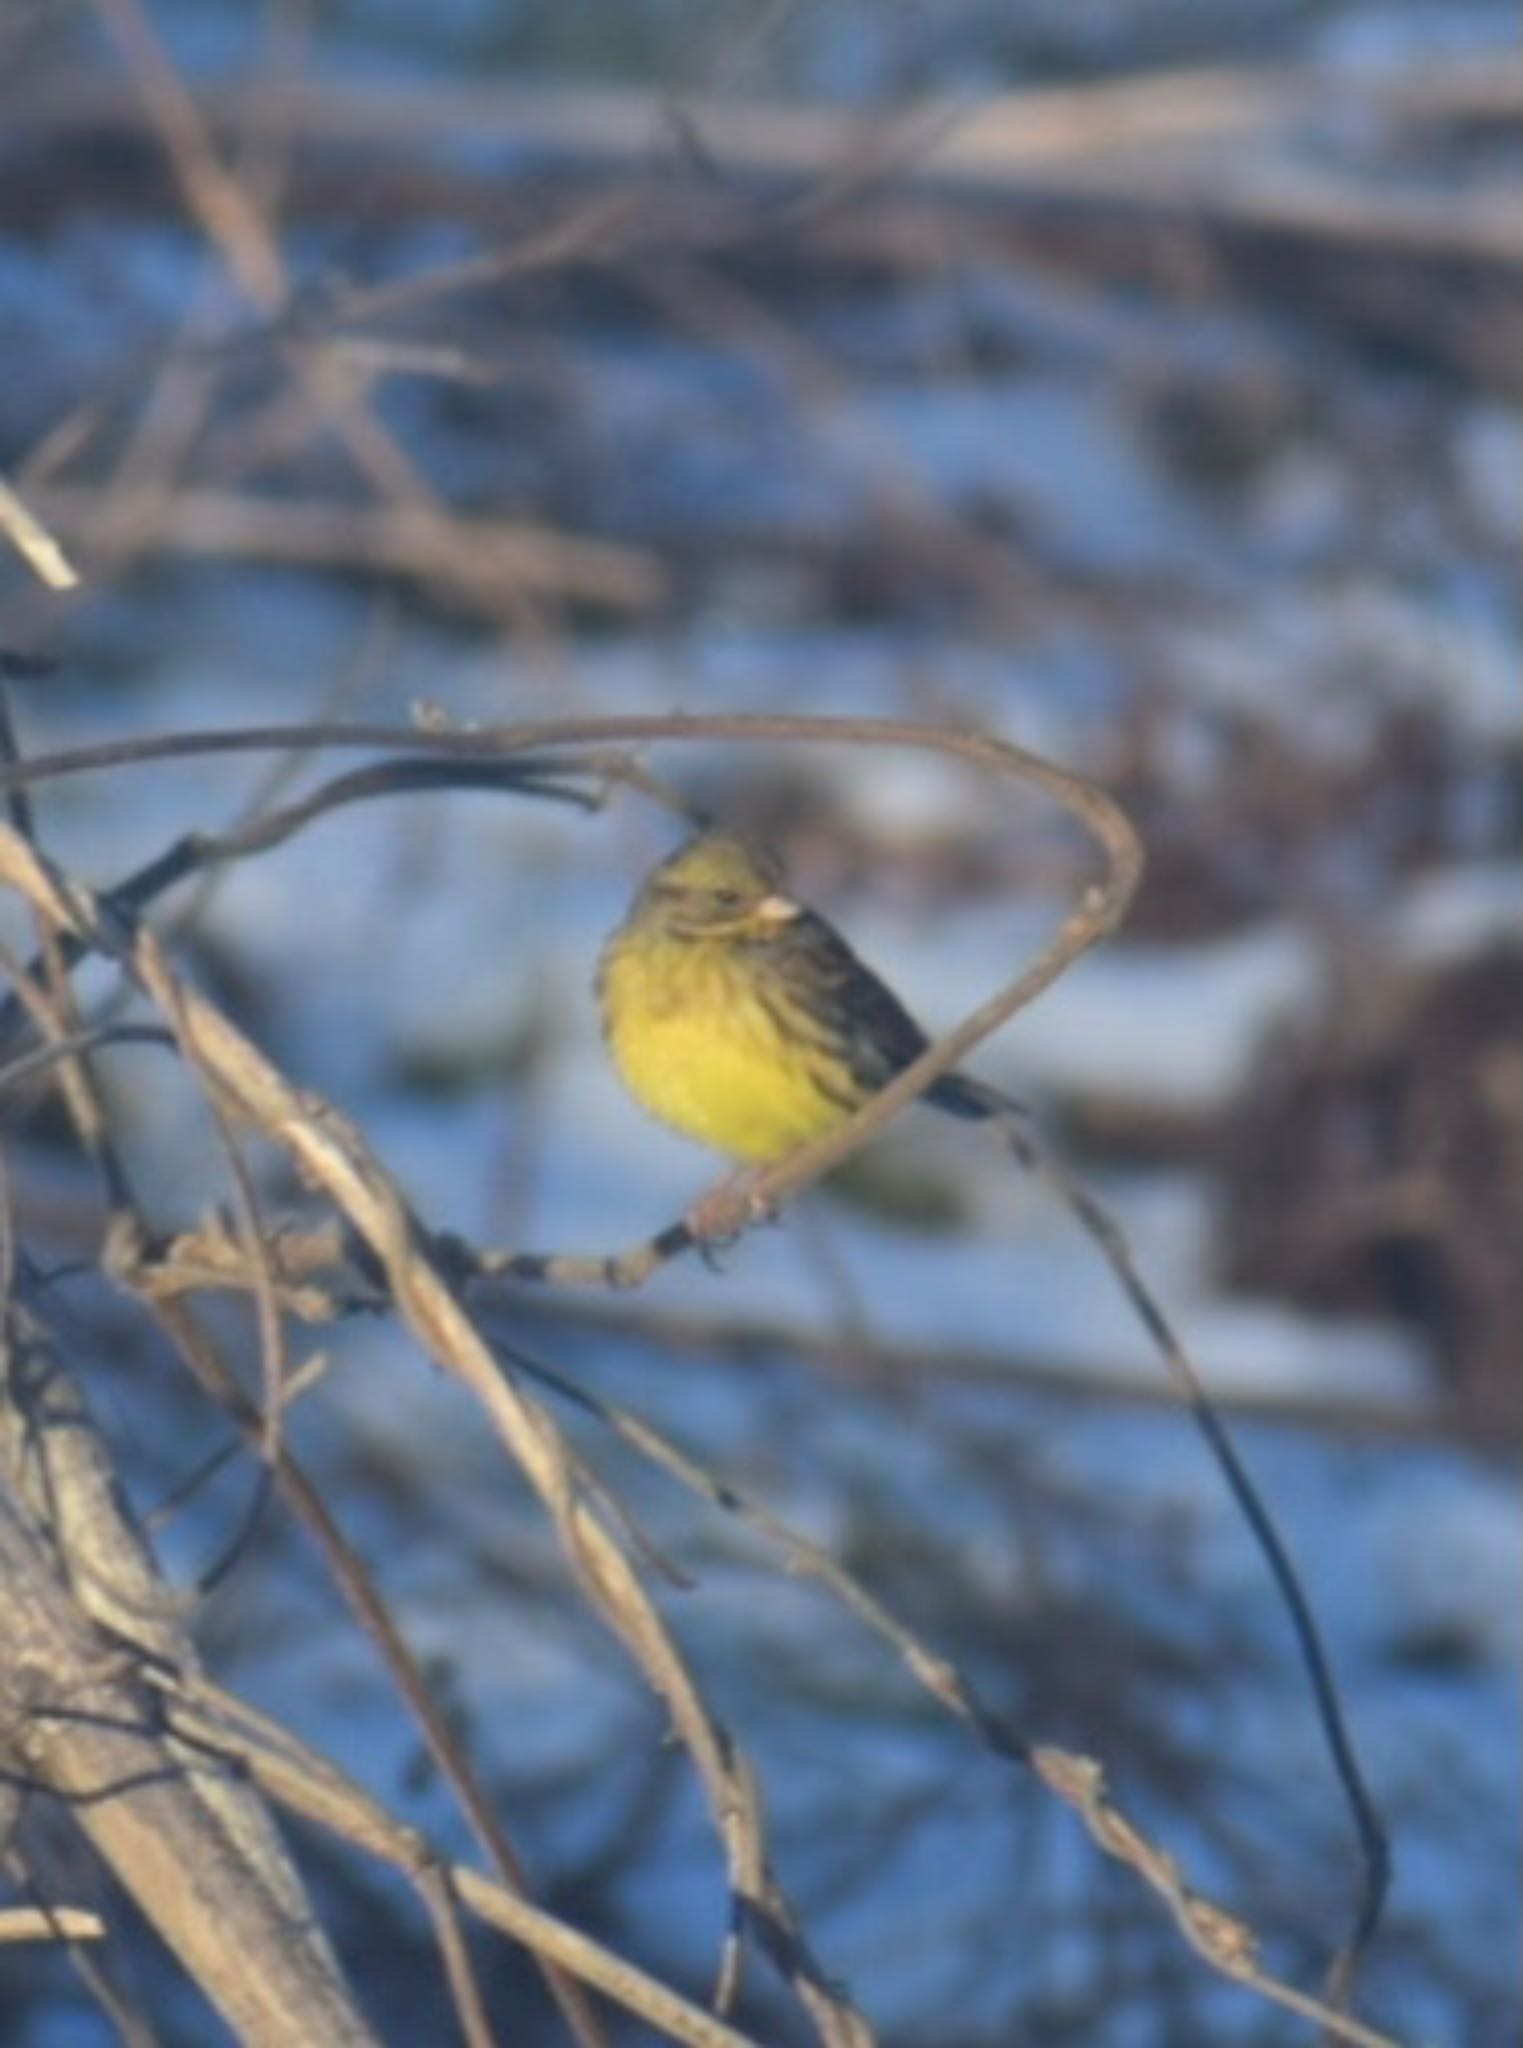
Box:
left=712, top=888, right=743, bottom=910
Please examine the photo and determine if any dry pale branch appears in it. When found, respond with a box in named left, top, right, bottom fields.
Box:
left=116, top=1213, right=1446, bottom=1440
left=21, top=54, right=1522, bottom=209
left=91, top=0, right=285, bottom=309
left=1028, top=1751, right=1399, bottom=2048
left=0, top=1907, right=104, bottom=1943
left=102, top=1214, right=1410, bottom=2048
left=0, top=709, right=1394, bottom=2042
left=430, top=1325, right=1401, bottom=2048
left=0, top=704, right=1142, bottom=1250
left=130, top=1280, right=606, bottom=2048
left=77, top=0, right=643, bottom=636
left=0, top=1301, right=375, bottom=2046
left=0, top=475, right=78, bottom=590
left=153, top=1674, right=765, bottom=2048
left=161, top=1278, right=608, bottom=2043
left=19, top=56, right=1519, bottom=267
left=106, top=1213, right=1407, bottom=2048
left=0, top=819, right=870, bottom=2048
left=0, top=741, right=661, bottom=2045
left=36, top=485, right=662, bottom=614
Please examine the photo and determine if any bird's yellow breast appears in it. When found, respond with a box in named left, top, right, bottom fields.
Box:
left=598, top=928, right=852, bottom=1163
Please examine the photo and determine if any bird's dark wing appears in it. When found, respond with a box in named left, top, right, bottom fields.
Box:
left=776, top=910, right=932, bottom=1091
left=772, top=910, right=1022, bottom=1125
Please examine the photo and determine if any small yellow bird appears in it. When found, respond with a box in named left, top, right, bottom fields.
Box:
left=598, top=833, right=1008, bottom=1164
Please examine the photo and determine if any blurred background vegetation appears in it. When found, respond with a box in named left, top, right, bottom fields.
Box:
left=0, top=1, right=1518, bottom=2043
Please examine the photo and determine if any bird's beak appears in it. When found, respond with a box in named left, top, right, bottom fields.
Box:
left=756, top=892, right=802, bottom=925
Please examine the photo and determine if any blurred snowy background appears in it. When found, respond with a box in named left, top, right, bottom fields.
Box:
left=0, top=1, right=1518, bottom=2043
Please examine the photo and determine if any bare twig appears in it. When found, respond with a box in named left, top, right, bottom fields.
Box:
left=118, top=1220, right=1406, bottom=2048
left=35, top=485, right=662, bottom=612
left=1014, top=1129, right=1392, bottom=1984
left=86, top=0, right=651, bottom=638
left=0, top=821, right=873, bottom=2047
left=0, top=1906, right=105, bottom=1943
left=132, top=1282, right=606, bottom=2048
left=478, top=1326, right=1399, bottom=2048
left=29, top=58, right=1523, bottom=264
left=0, top=1301, right=375, bottom=2046
left=0, top=475, right=79, bottom=590
left=156, top=1672, right=766, bottom=2048
left=0, top=708, right=1392, bottom=2038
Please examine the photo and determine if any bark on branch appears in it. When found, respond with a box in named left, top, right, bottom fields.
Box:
left=0, top=1301, right=376, bottom=2047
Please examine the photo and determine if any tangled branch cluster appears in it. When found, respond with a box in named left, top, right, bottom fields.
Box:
left=0, top=707, right=1394, bottom=2046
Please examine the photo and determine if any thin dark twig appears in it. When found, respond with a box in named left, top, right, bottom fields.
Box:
left=155, top=1673, right=763, bottom=2048
left=491, top=1289, right=1449, bottom=1440
left=0, top=707, right=1389, bottom=2033
left=143, top=1434, right=244, bottom=1533
left=472, top=1320, right=1400, bottom=2048
left=0, top=1023, right=174, bottom=1097
left=0, top=752, right=614, bottom=1050
left=1007, top=1113, right=1392, bottom=1975
left=0, top=677, right=39, bottom=839
left=485, top=1321, right=1021, bottom=1754
left=504, top=1101, right=1390, bottom=1990
left=188, top=1459, right=276, bottom=1598
left=7, top=827, right=871, bottom=2045
left=129, top=1273, right=613, bottom=2048
left=0, top=818, right=606, bottom=2040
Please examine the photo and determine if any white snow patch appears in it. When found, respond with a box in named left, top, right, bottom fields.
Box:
left=1009, top=924, right=1320, bottom=1113
left=1371, top=1475, right=1523, bottom=1666
left=1387, top=860, right=1522, bottom=967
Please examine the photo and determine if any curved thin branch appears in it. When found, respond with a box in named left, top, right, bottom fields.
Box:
left=0, top=821, right=872, bottom=2048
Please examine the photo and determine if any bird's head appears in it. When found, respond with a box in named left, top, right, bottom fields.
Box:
left=632, top=833, right=803, bottom=941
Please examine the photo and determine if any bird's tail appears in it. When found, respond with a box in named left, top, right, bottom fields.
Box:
left=925, top=1071, right=1025, bottom=1123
